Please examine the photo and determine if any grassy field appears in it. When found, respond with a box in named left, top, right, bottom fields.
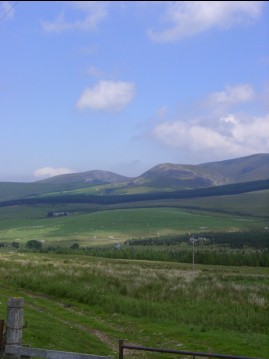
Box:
left=0, top=204, right=267, bottom=247
left=169, top=189, right=269, bottom=217
left=0, top=252, right=268, bottom=358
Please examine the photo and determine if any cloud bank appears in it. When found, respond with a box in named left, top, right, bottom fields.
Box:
left=153, top=114, right=269, bottom=159
left=41, top=2, right=264, bottom=41
left=152, top=83, right=269, bottom=161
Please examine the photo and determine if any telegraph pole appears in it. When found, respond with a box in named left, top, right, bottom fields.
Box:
left=192, top=238, right=195, bottom=271
left=189, top=236, right=196, bottom=272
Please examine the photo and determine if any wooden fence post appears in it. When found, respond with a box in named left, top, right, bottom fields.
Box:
left=0, top=319, right=4, bottom=352
left=118, top=339, right=123, bottom=359
left=5, top=297, right=24, bottom=358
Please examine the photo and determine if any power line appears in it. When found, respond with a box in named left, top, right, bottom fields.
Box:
left=0, top=1, right=20, bottom=23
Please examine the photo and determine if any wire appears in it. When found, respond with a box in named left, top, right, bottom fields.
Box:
left=0, top=1, right=20, bottom=23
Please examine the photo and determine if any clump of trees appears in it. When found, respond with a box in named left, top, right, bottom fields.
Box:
left=25, top=240, right=42, bottom=250
left=0, top=241, right=19, bottom=249
left=70, top=243, right=79, bottom=250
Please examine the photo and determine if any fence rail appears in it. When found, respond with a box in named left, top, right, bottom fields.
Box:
left=119, top=340, right=265, bottom=359
left=5, top=345, right=110, bottom=359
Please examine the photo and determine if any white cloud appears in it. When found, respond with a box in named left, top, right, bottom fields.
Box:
left=206, top=84, right=255, bottom=113
left=76, top=80, right=135, bottom=112
left=148, top=1, right=264, bottom=42
left=34, top=167, right=75, bottom=179
left=42, top=1, right=108, bottom=32
left=153, top=112, right=269, bottom=160
left=228, top=114, right=269, bottom=151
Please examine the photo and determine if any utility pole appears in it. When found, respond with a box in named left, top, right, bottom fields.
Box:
left=189, top=236, right=196, bottom=272
left=192, top=238, right=195, bottom=271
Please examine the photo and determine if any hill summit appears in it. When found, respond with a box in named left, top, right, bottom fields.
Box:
left=36, top=170, right=129, bottom=185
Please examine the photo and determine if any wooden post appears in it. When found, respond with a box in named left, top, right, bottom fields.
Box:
left=0, top=319, right=4, bottom=351
left=119, top=339, right=124, bottom=359
left=5, top=297, right=24, bottom=358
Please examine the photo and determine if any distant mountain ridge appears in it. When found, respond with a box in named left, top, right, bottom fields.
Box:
left=0, top=154, right=268, bottom=202
left=37, top=153, right=269, bottom=190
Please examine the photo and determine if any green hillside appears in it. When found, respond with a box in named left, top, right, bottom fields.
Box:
left=157, top=189, right=269, bottom=218
left=0, top=202, right=267, bottom=247
left=1, top=178, right=268, bottom=208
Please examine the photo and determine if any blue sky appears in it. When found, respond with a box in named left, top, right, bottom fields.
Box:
left=0, top=1, right=268, bottom=181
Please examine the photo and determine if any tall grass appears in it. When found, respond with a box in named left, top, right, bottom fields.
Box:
left=0, top=253, right=268, bottom=335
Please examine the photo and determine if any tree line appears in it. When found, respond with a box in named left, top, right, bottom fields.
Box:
left=22, top=244, right=269, bottom=267
left=126, top=230, right=269, bottom=249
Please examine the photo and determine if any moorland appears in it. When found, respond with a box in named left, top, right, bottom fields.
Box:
left=0, top=154, right=268, bottom=358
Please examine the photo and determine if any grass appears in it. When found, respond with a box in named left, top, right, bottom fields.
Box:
left=0, top=253, right=268, bottom=358
left=37, top=182, right=177, bottom=196
left=0, top=286, right=114, bottom=356
left=0, top=205, right=267, bottom=247
left=170, top=189, right=269, bottom=218
left=0, top=182, right=91, bottom=201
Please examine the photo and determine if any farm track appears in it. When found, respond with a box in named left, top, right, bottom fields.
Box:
left=0, top=284, right=143, bottom=358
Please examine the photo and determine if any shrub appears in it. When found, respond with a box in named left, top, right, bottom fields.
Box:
left=70, top=243, right=79, bottom=250
left=25, top=240, right=42, bottom=250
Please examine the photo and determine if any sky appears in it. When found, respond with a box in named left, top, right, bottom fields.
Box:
left=0, top=1, right=269, bottom=182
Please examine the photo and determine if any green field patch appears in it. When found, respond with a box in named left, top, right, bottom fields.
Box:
left=0, top=206, right=267, bottom=246
left=170, top=189, right=269, bottom=218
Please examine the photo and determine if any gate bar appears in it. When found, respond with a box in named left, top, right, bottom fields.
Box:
left=119, top=340, right=265, bottom=359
